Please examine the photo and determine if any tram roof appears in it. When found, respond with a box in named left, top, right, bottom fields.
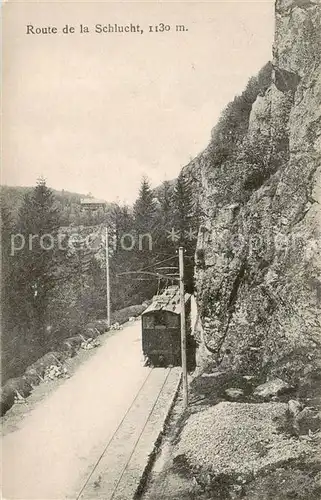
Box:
left=142, top=285, right=191, bottom=315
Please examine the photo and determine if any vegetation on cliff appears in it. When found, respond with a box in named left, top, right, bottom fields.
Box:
left=182, top=0, right=320, bottom=382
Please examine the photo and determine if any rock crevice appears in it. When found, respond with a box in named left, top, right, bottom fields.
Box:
left=185, top=0, right=321, bottom=379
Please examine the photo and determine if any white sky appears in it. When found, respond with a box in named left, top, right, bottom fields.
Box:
left=2, top=0, right=275, bottom=204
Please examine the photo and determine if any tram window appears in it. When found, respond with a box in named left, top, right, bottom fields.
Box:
left=143, top=316, right=154, bottom=328
left=154, top=312, right=167, bottom=329
left=167, top=314, right=179, bottom=327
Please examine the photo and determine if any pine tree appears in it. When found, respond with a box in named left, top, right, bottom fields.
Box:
left=17, top=178, right=60, bottom=235
left=1, top=203, right=15, bottom=330
left=133, top=177, right=157, bottom=234
left=159, top=181, right=173, bottom=229
left=172, top=172, right=198, bottom=293
left=132, top=177, right=158, bottom=299
left=111, top=203, right=134, bottom=246
left=108, top=203, right=139, bottom=309
left=173, top=172, right=194, bottom=244
left=153, top=180, right=174, bottom=254
left=14, top=178, right=61, bottom=337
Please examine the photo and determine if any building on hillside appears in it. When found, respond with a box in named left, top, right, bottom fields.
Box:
left=80, top=197, right=107, bottom=214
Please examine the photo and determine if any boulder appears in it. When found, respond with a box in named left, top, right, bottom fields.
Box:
left=81, top=326, right=100, bottom=339
left=294, top=407, right=321, bottom=435
left=24, top=367, right=42, bottom=386
left=225, top=388, right=244, bottom=400
left=92, top=323, right=106, bottom=334
left=253, top=378, right=293, bottom=399
left=288, top=399, right=303, bottom=417
left=84, top=321, right=107, bottom=334
left=0, top=388, right=15, bottom=416
left=0, top=377, right=33, bottom=416
left=62, top=335, right=83, bottom=356
left=28, top=352, right=65, bottom=376
left=3, top=377, right=33, bottom=398
left=49, top=351, right=67, bottom=363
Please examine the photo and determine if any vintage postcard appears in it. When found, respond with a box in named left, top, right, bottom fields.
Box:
left=1, top=0, right=320, bottom=498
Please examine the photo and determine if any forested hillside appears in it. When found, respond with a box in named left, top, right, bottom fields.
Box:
left=1, top=185, right=112, bottom=226
left=1, top=174, right=199, bottom=383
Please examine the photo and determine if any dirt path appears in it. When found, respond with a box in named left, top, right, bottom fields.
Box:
left=1, top=321, right=161, bottom=499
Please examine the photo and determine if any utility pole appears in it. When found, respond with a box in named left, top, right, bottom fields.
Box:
left=179, top=246, right=188, bottom=408
left=105, top=226, right=111, bottom=328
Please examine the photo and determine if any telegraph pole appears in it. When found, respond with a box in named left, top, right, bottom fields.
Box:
left=179, top=246, right=188, bottom=408
left=105, top=226, right=111, bottom=328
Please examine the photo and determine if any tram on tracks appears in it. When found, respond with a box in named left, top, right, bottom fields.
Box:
left=141, top=285, right=196, bottom=368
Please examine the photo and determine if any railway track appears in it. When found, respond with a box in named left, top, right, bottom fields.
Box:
left=77, top=367, right=180, bottom=500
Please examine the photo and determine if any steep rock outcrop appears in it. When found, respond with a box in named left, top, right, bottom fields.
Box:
left=190, top=0, right=321, bottom=380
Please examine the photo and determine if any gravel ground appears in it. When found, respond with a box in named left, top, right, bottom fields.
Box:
left=176, top=401, right=314, bottom=477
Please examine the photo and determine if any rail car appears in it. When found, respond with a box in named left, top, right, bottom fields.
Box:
left=141, top=285, right=196, bottom=368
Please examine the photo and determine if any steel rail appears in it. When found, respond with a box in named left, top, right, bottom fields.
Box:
left=109, top=368, right=172, bottom=500
left=76, top=368, right=154, bottom=499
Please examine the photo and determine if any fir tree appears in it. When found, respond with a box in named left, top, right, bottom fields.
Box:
left=14, top=178, right=61, bottom=337
left=133, top=177, right=157, bottom=234
left=1, top=203, right=15, bottom=330
left=173, top=172, right=194, bottom=244
left=132, top=177, right=158, bottom=297
left=172, top=172, right=198, bottom=293
left=159, top=181, right=173, bottom=229
left=153, top=180, right=175, bottom=254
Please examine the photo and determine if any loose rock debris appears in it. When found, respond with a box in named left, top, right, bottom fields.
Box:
left=14, top=391, right=27, bottom=405
left=1, top=305, right=148, bottom=418
left=43, top=364, right=69, bottom=382
left=80, top=337, right=101, bottom=350
left=128, top=315, right=140, bottom=322
left=176, top=402, right=315, bottom=478
left=110, top=322, right=123, bottom=330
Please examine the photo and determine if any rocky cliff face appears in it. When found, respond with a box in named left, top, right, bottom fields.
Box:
left=188, top=0, right=321, bottom=381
